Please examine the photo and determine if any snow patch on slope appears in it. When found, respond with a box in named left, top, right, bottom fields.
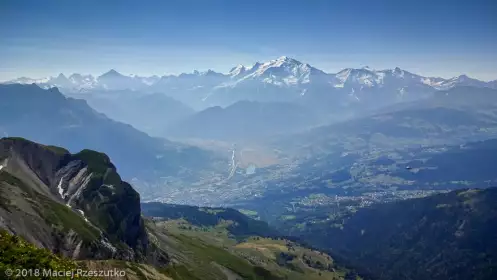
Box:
left=77, top=209, right=89, bottom=223
left=57, top=177, right=65, bottom=199
left=66, top=172, right=93, bottom=207
left=101, top=238, right=117, bottom=253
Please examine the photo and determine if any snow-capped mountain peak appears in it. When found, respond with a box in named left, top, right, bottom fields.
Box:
left=260, top=56, right=302, bottom=69
left=4, top=56, right=495, bottom=96
left=335, top=68, right=380, bottom=88
left=229, top=65, right=247, bottom=78
left=435, top=74, right=489, bottom=90
left=67, top=73, right=97, bottom=90
left=335, top=68, right=353, bottom=82
left=391, top=67, right=406, bottom=78
left=231, top=56, right=329, bottom=87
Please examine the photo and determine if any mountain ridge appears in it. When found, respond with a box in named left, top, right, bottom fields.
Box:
left=164, top=100, right=320, bottom=141
left=291, top=187, right=497, bottom=280
left=8, top=56, right=495, bottom=113
left=6, top=56, right=495, bottom=93
left=0, top=84, right=221, bottom=182
left=0, top=137, right=167, bottom=264
left=0, top=137, right=354, bottom=280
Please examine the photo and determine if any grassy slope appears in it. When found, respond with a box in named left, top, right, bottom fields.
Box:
left=146, top=218, right=350, bottom=280
left=1, top=170, right=351, bottom=280
left=81, top=260, right=174, bottom=280
left=0, top=137, right=353, bottom=280
left=0, top=230, right=99, bottom=280
left=0, top=230, right=171, bottom=280
left=142, top=203, right=276, bottom=240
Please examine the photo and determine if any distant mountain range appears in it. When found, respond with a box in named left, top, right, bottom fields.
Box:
left=279, top=86, right=497, bottom=156
left=0, top=84, right=220, bottom=181
left=71, top=90, right=196, bottom=137
left=8, top=70, right=160, bottom=92
left=6, top=56, right=497, bottom=110
left=164, top=100, right=320, bottom=141
left=3, top=60, right=497, bottom=280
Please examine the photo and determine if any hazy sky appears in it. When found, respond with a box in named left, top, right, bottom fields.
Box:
left=1, top=0, right=496, bottom=81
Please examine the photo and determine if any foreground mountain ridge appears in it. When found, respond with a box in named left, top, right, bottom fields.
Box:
left=0, top=137, right=353, bottom=280
left=0, top=137, right=163, bottom=263
left=1, top=138, right=496, bottom=280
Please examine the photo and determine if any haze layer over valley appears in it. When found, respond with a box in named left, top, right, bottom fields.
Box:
left=2, top=1, right=497, bottom=279
left=4, top=57, right=497, bottom=209
left=4, top=67, right=497, bottom=280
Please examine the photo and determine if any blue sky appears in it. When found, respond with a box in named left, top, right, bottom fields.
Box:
left=1, top=0, right=496, bottom=81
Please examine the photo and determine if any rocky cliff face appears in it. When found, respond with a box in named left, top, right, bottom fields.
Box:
left=0, top=137, right=167, bottom=265
left=0, top=138, right=352, bottom=280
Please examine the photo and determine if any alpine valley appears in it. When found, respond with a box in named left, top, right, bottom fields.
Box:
left=2, top=56, right=497, bottom=280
